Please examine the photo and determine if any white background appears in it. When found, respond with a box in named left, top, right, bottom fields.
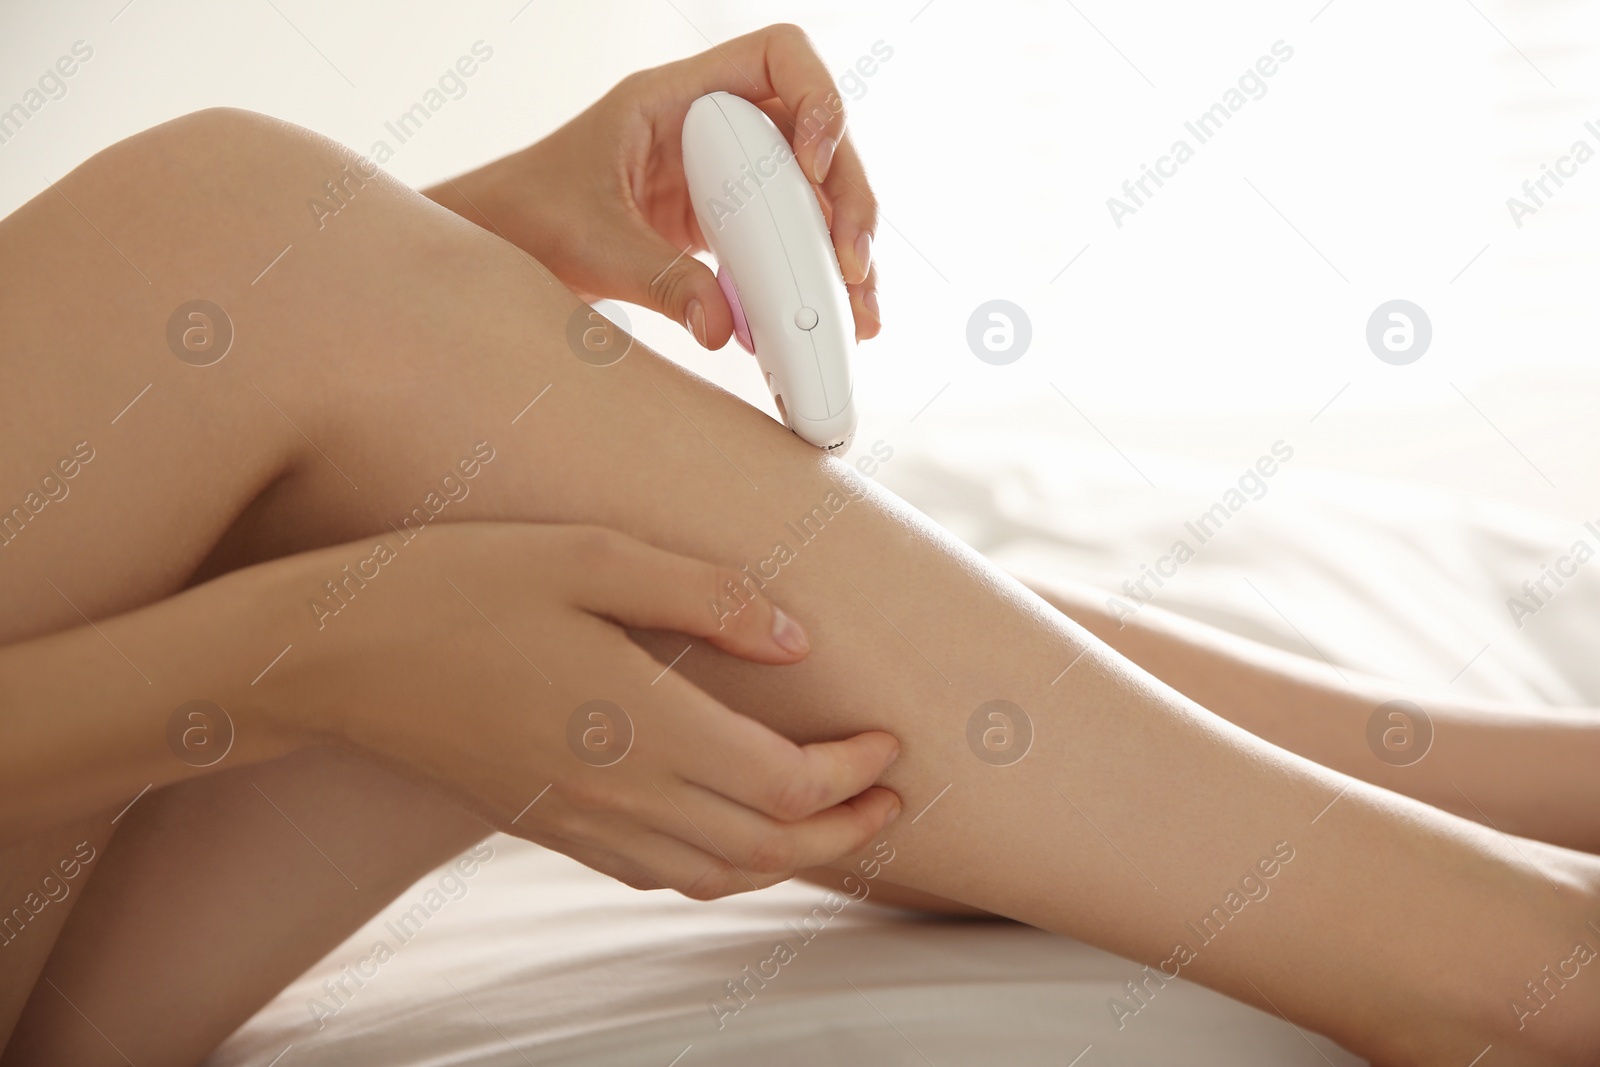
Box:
left=4, top=0, right=1598, bottom=520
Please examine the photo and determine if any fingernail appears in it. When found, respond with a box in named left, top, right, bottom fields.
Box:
left=813, top=136, right=837, bottom=183
left=884, top=797, right=901, bottom=825
left=853, top=230, right=873, bottom=281
left=686, top=299, right=706, bottom=347
left=771, top=605, right=810, bottom=654
left=863, top=289, right=880, bottom=325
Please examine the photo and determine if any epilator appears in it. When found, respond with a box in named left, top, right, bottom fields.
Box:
left=682, top=92, right=858, bottom=452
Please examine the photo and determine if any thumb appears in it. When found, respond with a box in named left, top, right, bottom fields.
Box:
left=613, top=221, right=733, bottom=350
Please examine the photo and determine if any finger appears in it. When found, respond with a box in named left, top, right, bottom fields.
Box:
left=559, top=525, right=811, bottom=663
left=756, top=99, right=875, bottom=288
left=603, top=826, right=790, bottom=900
left=668, top=24, right=849, bottom=186
left=653, top=778, right=900, bottom=876
left=680, top=28, right=878, bottom=285
left=848, top=261, right=880, bottom=342
left=524, top=832, right=667, bottom=891
left=816, top=134, right=877, bottom=286
left=658, top=687, right=902, bottom=820
left=536, top=828, right=786, bottom=899
left=498, top=746, right=787, bottom=899
left=606, top=214, right=734, bottom=350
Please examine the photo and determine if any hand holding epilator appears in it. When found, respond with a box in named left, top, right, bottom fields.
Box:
left=682, top=93, right=858, bottom=452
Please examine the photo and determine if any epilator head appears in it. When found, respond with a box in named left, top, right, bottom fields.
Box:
left=682, top=92, right=858, bottom=452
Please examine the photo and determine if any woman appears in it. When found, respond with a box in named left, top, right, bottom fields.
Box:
left=1, top=24, right=1596, bottom=1065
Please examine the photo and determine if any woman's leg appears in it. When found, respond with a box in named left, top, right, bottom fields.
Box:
left=3, top=110, right=1598, bottom=1065
left=800, top=574, right=1600, bottom=911
left=1029, top=579, right=1600, bottom=854
left=0, top=111, right=502, bottom=1061
left=7, top=749, right=488, bottom=1059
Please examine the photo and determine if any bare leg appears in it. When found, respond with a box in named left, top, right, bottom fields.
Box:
left=2, top=111, right=1598, bottom=1065
left=1030, top=578, right=1600, bottom=854
left=803, top=574, right=1600, bottom=910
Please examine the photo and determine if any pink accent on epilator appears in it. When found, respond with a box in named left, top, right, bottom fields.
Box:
left=717, top=264, right=755, bottom=354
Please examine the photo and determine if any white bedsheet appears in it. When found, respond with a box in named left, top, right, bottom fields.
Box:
left=209, top=426, right=1600, bottom=1067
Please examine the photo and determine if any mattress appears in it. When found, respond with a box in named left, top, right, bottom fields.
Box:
left=208, top=423, right=1600, bottom=1067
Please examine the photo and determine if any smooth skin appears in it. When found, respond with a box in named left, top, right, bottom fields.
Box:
left=1034, top=580, right=1600, bottom=856
left=1, top=24, right=1599, bottom=1067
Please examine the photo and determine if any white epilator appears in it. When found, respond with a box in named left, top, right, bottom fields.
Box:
left=682, top=92, right=857, bottom=452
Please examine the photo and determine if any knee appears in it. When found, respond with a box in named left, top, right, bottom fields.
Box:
left=132, top=105, right=300, bottom=151
left=44, top=106, right=569, bottom=415
left=56, top=107, right=425, bottom=284
left=75, top=107, right=341, bottom=209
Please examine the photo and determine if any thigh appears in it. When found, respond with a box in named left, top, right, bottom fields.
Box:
left=0, top=819, right=112, bottom=1047
left=0, top=109, right=293, bottom=1048
left=3, top=748, right=485, bottom=1065
left=0, top=110, right=494, bottom=1060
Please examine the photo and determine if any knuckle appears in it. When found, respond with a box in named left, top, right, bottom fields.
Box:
left=608, top=69, right=664, bottom=113
left=708, top=566, right=757, bottom=622
left=770, top=22, right=811, bottom=49
left=680, top=861, right=741, bottom=901
left=793, top=97, right=841, bottom=144
left=554, top=775, right=614, bottom=814
left=830, top=96, right=850, bottom=130
left=851, top=809, right=882, bottom=851
left=743, top=831, right=798, bottom=875
left=839, top=175, right=877, bottom=220
left=646, top=261, right=696, bottom=317
left=598, top=784, right=648, bottom=822
left=767, top=769, right=828, bottom=821
left=709, top=564, right=745, bottom=591
left=853, top=193, right=879, bottom=229
left=560, top=524, right=624, bottom=569
left=617, top=869, right=665, bottom=892
left=611, top=69, right=649, bottom=99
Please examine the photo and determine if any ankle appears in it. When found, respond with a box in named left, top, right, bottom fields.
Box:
left=1468, top=868, right=1600, bottom=1063
left=1371, top=862, right=1600, bottom=1065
